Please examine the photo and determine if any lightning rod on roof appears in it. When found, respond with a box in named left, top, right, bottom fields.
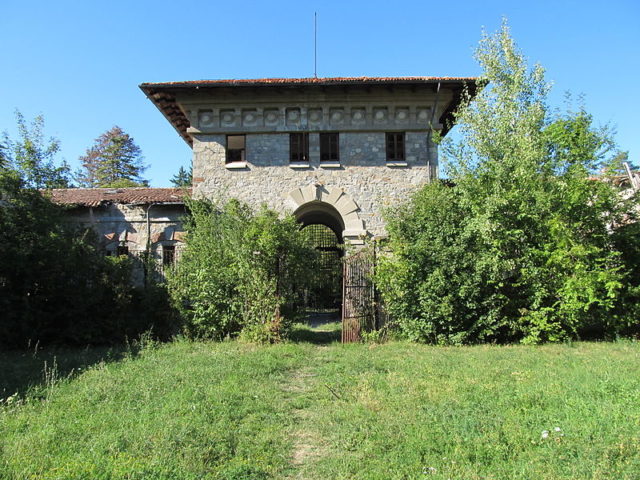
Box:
left=314, top=12, right=318, bottom=78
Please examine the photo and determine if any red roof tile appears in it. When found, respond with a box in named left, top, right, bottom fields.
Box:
left=45, top=187, right=190, bottom=207
left=140, top=76, right=477, bottom=89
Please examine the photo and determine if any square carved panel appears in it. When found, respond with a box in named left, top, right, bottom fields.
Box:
left=286, top=108, right=301, bottom=126
left=395, top=107, right=410, bottom=124
left=308, top=108, right=323, bottom=125
left=329, top=108, right=345, bottom=125
left=242, top=109, right=258, bottom=127
left=373, top=107, right=388, bottom=124
left=220, top=109, right=236, bottom=127
left=264, top=109, right=280, bottom=126
left=351, top=107, right=366, bottom=125
left=198, top=109, right=214, bottom=128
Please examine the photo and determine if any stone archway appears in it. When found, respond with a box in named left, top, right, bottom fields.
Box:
left=286, top=184, right=367, bottom=245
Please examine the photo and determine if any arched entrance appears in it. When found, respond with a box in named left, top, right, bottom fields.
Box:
left=287, top=185, right=373, bottom=340
left=296, top=202, right=344, bottom=313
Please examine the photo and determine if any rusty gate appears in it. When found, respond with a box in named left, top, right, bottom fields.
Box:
left=342, top=248, right=379, bottom=343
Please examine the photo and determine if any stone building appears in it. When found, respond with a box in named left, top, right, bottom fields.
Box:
left=140, top=77, right=477, bottom=246
left=48, top=188, right=188, bottom=283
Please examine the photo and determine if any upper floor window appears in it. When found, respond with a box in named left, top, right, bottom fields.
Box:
left=386, top=132, right=405, bottom=162
left=226, top=135, right=245, bottom=163
left=320, top=133, right=339, bottom=162
left=290, top=133, right=309, bottom=163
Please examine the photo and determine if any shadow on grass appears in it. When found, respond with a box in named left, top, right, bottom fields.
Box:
left=289, top=311, right=342, bottom=344
left=0, top=344, right=136, bottom=400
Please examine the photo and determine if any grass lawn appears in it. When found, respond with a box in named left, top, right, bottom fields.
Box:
left=1, top=324, right=639, bottom=479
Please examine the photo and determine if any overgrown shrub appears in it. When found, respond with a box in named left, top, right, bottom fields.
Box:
left=0, top=170, right=175, bottom=347
left=377, top=22, right=639, bottom=344
left=168, top=198, right=317, bottom=342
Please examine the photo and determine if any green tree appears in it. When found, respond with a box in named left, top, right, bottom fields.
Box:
left=1, top=111, right=71, bottom=188
left=377, top=21, right=636, bottom=344
left=76, top=126, right=148, bottom=187
left=170, top=165, right=192, bottom=187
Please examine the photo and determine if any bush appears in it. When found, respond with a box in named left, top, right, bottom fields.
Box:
left=168, top=198, right=317, bottom=342
left=0, top=170, right=175, bottom=347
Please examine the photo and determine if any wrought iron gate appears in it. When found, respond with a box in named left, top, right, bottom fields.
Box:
left=301, top=224, right=342, bottom=311
left=342, top=248, right=377, bottom=343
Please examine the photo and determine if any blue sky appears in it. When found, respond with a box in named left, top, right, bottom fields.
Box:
left=1, top=0, right=638, bottom=186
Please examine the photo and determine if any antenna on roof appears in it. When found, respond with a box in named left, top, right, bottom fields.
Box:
left=314, top=12, right=318, bottom=78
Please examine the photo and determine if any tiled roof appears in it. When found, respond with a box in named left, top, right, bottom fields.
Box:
left=46, top=187, right=191, bottom=207
left=140, top=76, right=478, bottom=89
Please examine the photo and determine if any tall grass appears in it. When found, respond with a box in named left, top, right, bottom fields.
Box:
left=1, top=338, right=638, bottom=479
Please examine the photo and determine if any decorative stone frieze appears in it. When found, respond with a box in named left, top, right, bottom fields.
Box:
left=187, top=101, right=447, bottom=134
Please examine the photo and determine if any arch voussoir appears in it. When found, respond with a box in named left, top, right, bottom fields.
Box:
left=287, top=185, right=367, bottom=245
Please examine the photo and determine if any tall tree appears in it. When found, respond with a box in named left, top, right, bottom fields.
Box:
left=0, top=139, right=7, bottom=169
left=602, top=150, right=637, bottom=176
left=1, top=111, right=71, bottom=188
left=377, top=20, right=637, bottom=344
left=77, top=126, right=148, bottom=187
left=170, top=165, right=192, bottom=187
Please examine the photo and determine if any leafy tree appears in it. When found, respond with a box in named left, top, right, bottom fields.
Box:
left=170, top=165, right=192, bottom=187
left=377, top=21, right=637, bottom=344
left=168, top=198, right=317, bottom=342
left=76, top=126, right=148, bottom=187
left=1, top=111, right=71, bottom=188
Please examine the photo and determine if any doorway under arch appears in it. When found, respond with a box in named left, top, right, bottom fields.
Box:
left=295, top=201, right=344, bottom=315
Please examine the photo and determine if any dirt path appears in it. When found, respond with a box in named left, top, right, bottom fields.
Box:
left=281, top=349, right=327, bottom=479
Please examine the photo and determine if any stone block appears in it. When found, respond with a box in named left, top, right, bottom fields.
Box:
left=288, top=188, right=305, bottom=207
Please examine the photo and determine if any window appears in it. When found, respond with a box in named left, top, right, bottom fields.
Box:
left=386, top=132, right=405, bottom=162
left=162, top=245, right=176, bottom=267
left=226, top=135, right=245, bottom=163
left=117, top=245, right=129, bottom=256
left=320, top=133, right=339, bottom=162
left=290, top=133, right=309, bottom=162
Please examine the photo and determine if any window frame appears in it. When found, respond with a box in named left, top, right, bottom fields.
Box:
left=319, top=132, right=340, bottom=163
left=289, top=132, right=309, bottom=163
left=162, top=244, right=176, bottom=267
left=226, top=134, right=246, bottom=164
left=385, top=132, right=405, bottom=162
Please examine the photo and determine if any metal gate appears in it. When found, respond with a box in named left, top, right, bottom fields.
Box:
left=342, top=248, right=377, bottom=343
left=301, top=224, right=342, bottom=311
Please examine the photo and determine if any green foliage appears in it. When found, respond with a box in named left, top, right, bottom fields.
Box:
left=170, top=165, right=192, bottom=187
left=1, top=110, right=71, bottom=188
left=76, top=126, right=148, bottom=187
left=377, top=21, right=638, bottom=344
left=168, top=198, right=317, bottom=342
left=0, top=169, right=174, bottom=347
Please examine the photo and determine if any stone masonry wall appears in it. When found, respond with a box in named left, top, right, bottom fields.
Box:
left=193, top=131, right=437, bottom=237
left=63, top=204, right=186, bottom=283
